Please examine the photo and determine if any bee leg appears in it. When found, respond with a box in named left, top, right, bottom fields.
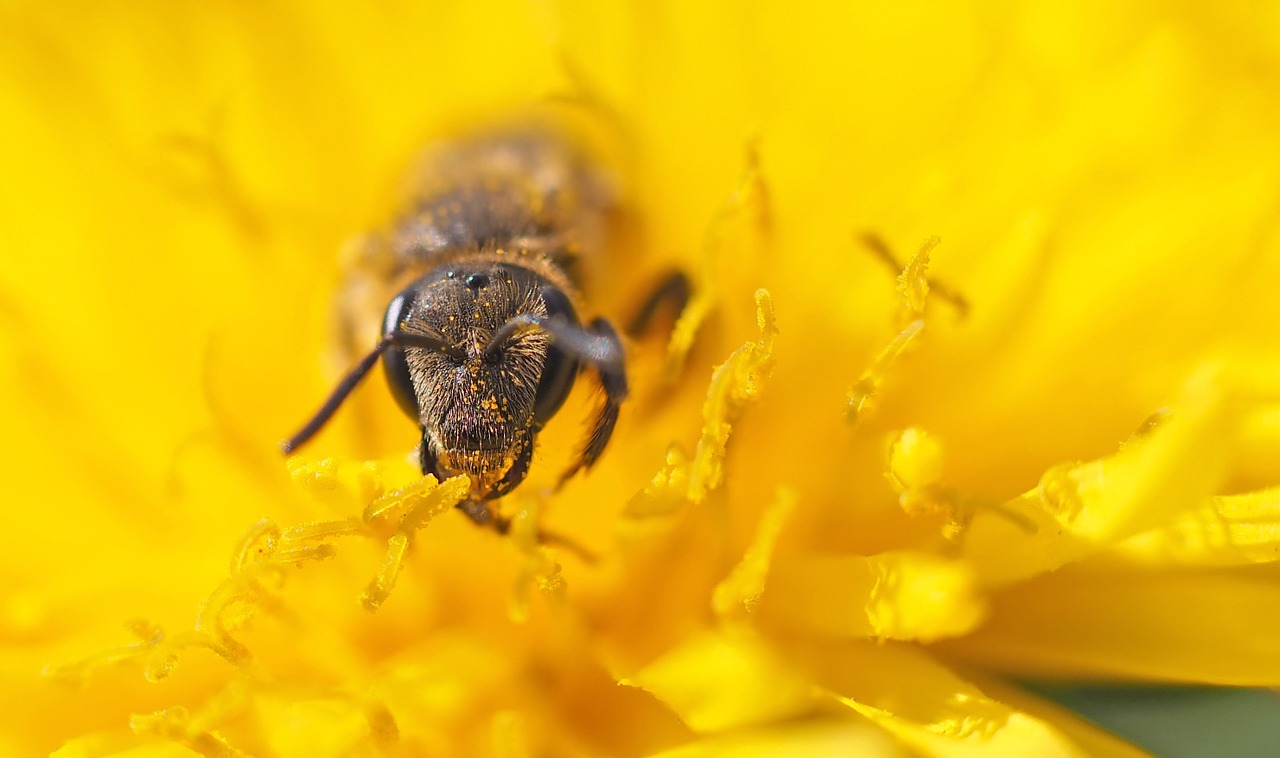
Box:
left=627, top=271, right=691, bottom=338
left=559, top=317, right=627, bottom=486
left=418, top=429, right=439, bottom=475
left=486, top=311, right=627, bottom=484
left=483, top=511, right=599, bottom=563
left=458, top=498, right=497, bottom=527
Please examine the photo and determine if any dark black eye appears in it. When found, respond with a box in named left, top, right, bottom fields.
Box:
left=532, top=287, right=580, bottom=426
left=381, top=291, right=421, bottom=420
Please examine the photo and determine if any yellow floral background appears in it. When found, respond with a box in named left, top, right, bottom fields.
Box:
left=4, top=1, right=1280, bottom=756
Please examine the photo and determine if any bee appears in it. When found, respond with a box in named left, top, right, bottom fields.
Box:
left=283, top=121, right=637, bottom=531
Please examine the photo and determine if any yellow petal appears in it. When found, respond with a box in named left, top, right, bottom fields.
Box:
left=650, top=716, right=908, bottom=758
left=793, top=640, right=1098, bottom=758
left=255, top=697, right=372, bottom=758
left=963, top=366, right=1232, bottom=586
left=52, top=734, right=202, bottom=758
left=962, top=673, right=1152, bottom=758
left=762, top=551, right=985, bottom=641
left=623, top=629, right=815, bottom=733
left=940, top=566, right=1280, bottom=684
left=1109, top=487, right=1280, bottom=567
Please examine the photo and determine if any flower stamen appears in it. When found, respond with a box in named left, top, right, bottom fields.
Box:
left=689, top=290, right=778, bottom=503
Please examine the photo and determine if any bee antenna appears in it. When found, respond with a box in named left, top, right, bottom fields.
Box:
left=485, top=313, right=622, bottom=376
left=281, top=330, right=454, bottom=454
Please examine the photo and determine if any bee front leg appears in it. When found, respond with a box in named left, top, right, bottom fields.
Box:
left=418, top=428, right=439, bottom=476
left=486, top=311, right=628, bottom=486
left=559, top=317, right=627, bottom=486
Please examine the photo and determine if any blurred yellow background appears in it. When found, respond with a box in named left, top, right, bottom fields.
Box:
left=3, top=2, right=1280, bottom=755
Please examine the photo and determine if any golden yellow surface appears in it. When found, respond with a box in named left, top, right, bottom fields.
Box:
left=3, top=2, right=1280, bottom=756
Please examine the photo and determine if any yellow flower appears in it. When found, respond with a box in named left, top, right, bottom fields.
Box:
left=4, top=2, right=1280, bottom=756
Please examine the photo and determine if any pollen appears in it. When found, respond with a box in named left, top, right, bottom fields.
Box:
left=889, top=427, right=945, bottom=491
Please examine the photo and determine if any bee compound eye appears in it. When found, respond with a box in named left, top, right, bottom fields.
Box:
left=382, top=346, right=421, bottom=420
left=381, top=291, right=422, bottom=420
left=532, top=287, right=580, bottom=426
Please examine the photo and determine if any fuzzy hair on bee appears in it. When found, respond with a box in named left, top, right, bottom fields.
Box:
left=283, top=119, right=636, bottom=532
left=390, top=259, right=564, bottom=501
left=401, top=270, right=552, bottom=469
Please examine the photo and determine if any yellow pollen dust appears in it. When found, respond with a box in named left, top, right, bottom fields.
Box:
left=889, top=427, right=944, bottom=491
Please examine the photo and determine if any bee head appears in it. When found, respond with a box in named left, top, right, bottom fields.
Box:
left=382, top=262, right=579, bottom=496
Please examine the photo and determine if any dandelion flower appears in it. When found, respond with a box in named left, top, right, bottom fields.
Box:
left=4, top=2, right=1280, bottom=756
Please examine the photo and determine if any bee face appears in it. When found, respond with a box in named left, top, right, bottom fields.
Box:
left=382, top=262, right=576, bottom=496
